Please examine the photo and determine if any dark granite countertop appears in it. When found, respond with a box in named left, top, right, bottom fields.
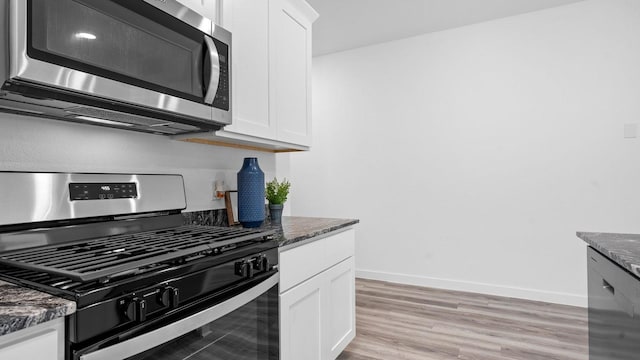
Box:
left=0, top=280, right=76, bottom=337
left=266, top=216, right=359, bottom=248
left=577, top=232, right=640, bottom=278
left=182, top=210, right=359, bottom=244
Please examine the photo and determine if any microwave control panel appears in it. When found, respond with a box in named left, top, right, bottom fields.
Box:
left=212, top=39, right=230, bottom=111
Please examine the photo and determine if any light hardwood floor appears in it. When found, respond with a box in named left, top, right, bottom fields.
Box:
left=337, top=278, right=588, bottom=360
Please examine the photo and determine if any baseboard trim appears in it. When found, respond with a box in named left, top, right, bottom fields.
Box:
left=356, top=269, right=587, bottom=308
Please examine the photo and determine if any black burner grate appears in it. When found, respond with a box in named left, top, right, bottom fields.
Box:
left=0, top=225, right=274, bottom=282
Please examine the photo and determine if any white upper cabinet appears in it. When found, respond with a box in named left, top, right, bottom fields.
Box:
left=219, top=0, right=275, bottom=140
left=269, top=0, right=315, bottom=146
left=207, top=0, right=318, bottom=151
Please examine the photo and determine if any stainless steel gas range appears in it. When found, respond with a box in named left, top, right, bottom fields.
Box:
left=0, top=172, right=279, bottom=360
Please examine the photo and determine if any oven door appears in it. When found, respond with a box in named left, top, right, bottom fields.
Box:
left=76, top=273, right=279, bottom=360
left=8, top=0, right=231, bottom=124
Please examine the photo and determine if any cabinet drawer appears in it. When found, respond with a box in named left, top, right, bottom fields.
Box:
left=280, top=229, right=355, bottom=293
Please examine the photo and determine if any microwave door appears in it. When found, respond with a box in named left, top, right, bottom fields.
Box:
left=8, top=0, right=227, bottom=125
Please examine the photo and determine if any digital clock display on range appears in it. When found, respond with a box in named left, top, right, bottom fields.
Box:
left=69, top=183, right=138, bottom=201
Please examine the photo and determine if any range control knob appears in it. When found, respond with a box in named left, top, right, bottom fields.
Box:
left=252, top=254, right=269, bottom=272
left=234, top=260, right=247, bottom=277
left=123, top=299, right=136, bottom=321
left=234, top=260, right=255, bottom=279
left=159, top=286, right=180, bottom=308
left=138, top=298, right=147, bottom=322
left=122, top=297, right=147, bottom=322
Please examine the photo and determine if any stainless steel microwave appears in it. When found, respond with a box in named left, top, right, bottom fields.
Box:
left=0, top=0, right=231, bottom=135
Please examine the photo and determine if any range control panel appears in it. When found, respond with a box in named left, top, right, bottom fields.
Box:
left=69, top=183, right=138, bottom=201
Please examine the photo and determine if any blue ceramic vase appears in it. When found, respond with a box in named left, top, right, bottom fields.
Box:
left=237, top=157, right=265, bottom=228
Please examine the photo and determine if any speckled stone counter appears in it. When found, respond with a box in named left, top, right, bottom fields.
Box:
left=0, top=280, right=76, bottom=337
left=184, top=211, right=359, bottom=247
left=577, top=232, right=640, bottom=279
left=268, top=216, right=359, bottom=248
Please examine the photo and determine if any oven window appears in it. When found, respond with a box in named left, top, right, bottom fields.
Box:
left=125, top=284, right=279, bottom=360
left=28, top=0, right=205, bottom=103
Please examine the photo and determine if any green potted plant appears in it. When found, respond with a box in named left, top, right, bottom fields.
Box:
left=265, top=177, right=290, bottom=225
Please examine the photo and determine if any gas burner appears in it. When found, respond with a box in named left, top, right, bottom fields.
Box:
left=0, top=225, right=274, bottom=282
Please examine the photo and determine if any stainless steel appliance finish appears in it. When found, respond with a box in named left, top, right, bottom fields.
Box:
left=0, top=213, right=185, bottom=253
left=0, top=172, right=186, bottom=227
left=204, top=35, right=221, bottom=105
left=0, top=172, right=279, bottom=360
left=587, top=247, right=640, bottom=360
left=0, top=0, right=231, bottom=135
left=141, top=0, right=213, bottom=33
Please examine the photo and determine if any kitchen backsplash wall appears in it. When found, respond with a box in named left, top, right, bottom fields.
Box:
left=183, top=209, right=229, bottom=227
left=0, top=112, right=276, bottom=211
left=182, top=205, right=277, bottom=227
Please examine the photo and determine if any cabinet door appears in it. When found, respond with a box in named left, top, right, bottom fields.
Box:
left=280, top=277, right=323, bottom=360
left=280, top=256, right=356, bottom=360
left=0, top=330, right=58, bottom=360
left=221, top=0, right=275, bottom=140
left=269, top=0, right=315, bottom=146
left=323, top=257, right=356, bottom=359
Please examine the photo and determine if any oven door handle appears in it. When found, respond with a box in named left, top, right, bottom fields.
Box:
left=79, top=273, right=279, bottom=360
left=203, top=35, right=220, bottom=105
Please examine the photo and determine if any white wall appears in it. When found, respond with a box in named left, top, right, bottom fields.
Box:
left=0, top=113, right=275, bottom=211
left=287, top=0, right=640, bottom=306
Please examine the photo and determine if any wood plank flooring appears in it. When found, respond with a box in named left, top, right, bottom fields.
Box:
left=337, top=279, right=588, bottom=360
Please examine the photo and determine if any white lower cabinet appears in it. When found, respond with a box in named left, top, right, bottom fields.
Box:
left=0, top=318, right=64, bottom=360
left=324, top=257, right=356, bottom=359
left=280, top=274, right=323, bottom=360
left=279, top=229, right=356, bottom=360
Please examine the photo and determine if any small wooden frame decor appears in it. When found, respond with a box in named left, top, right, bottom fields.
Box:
left=224, top=190, right=239, bottom=226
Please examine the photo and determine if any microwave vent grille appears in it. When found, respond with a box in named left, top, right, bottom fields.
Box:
left=65, top=106, right=169, bottom=127
left=63, top=106, right=201, bottom=134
